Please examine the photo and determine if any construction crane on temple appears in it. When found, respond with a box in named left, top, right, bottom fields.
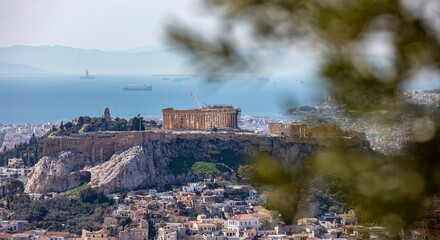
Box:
left=191, top=89, right=202, bottom=108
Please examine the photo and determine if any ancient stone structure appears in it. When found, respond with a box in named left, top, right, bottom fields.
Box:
left=33, top=132, right=323, bottom=194
left=43, top=130, right=274, bottom=161
left=162, top=106, right=239, bottom=130
left=43, top=132, right=146, bottom=161
left=31, top=129, right=372, bottom=194
left=268, top=122, right=307, bottom=138
left=103, top=107, right=111, bottom=121
left=306, top=124, right=342, bottom=138
left=42, top=126, right=367, bottom=163
left=307, top=124, right=368, bottom=139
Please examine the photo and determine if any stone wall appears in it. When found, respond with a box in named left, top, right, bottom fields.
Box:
left=307, top=124, right=343, bottom=138
left=43, top=132, right=147, bottom=161
left=268, top=123, right=307, bottom=138
left=268, top=123, right=289, bottom=135
left=43, top=128, right=368, bottom=162
left=43, top=130, right=289, bottom=161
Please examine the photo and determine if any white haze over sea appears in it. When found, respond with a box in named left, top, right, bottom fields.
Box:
left=0, top=74, right=327, bottom=125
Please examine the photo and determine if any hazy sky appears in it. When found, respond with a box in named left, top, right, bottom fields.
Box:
left=0, top=0, right=220, bottom=51
left=0, top=0, right=395, bottom=57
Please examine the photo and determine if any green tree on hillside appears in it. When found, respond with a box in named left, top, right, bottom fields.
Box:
left=0, top=134, right=43, bottom=167
left=129, top=116, right=145, bottom=131
left=119, top=217, right=132, bottom=227
left=7, top=179, right=24, bottom=196
left=80, top=188, right=98, bottom=204
left=191, top=162, right=221, bottom=175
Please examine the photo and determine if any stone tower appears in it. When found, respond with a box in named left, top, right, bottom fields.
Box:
left=104, top=107, right=111, bottom=121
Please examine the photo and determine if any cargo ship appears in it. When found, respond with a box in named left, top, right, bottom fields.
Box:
left=79, top=70, right=95, bottom=79
left=122, top=85, right=152, bottom=91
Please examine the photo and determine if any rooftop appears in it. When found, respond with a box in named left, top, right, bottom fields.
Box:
left=229, top=214, right=255, bottom=220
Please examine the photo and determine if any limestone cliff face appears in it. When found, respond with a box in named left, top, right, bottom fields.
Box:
left=26, top=135, right=317, bottom=194
left=88, top=146, right=172, bottom=193
left=25, top=150, right=93, bottom=193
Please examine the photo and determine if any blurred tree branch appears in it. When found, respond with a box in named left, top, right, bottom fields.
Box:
left=166, top=0, right=440, bottom=237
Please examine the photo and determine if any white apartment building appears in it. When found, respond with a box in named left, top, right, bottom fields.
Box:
left=227, top=214, right=259, bottom=231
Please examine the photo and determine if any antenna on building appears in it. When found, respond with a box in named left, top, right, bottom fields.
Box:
left=191, top=89, right=202, bottom=108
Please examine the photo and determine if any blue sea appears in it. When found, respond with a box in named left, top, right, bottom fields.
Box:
left=0, top=74, right=327, bottom=125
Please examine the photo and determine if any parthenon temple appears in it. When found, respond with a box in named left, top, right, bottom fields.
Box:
left=162, top=106, right=240, bottom=130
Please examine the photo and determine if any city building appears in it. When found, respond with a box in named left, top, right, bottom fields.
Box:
left=227, top=214, right=259, bottom=231
left=118, top=219, right=148, bottom=240
left=8, top=158, right=24, bottom=168
left=1, top=220, right=28, bottom=232
left=81, top=228, right=109, bottom=240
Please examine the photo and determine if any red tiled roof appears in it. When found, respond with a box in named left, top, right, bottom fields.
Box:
left=13, top=233, right=30, bottom=237
left=47, top=231, right=70, bottom=236
left=243, top=228, right=257, bottom=232
left=129, top=210, right=146, bottom=214
left=212, top=217, right=225, bottom=222
left=230, top=214, right=255, bottom=220
left=85, top=228, right=108, bottom=234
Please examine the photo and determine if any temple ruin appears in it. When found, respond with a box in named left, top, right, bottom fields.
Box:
left=268, top=122, right=307, bottom=138
left=162, top=106, right=240, bottom=130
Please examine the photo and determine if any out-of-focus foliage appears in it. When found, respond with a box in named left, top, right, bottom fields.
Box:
left=167, top=0, right=440, bottom=237
left=168, top=0, right=440, bottom=111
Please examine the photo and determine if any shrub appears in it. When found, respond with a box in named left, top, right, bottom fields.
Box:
left=190, top=162, right=220, bottom=175
left=80, top=188, right=98, bottom=204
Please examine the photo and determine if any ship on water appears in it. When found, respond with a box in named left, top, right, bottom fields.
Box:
left=79, top=70, right=95, bottom=79
left=256, top=75, right=270, bottom=81
left=122, top=84, right=152, bottom=91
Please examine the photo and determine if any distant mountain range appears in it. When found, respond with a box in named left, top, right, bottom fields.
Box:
left=0, top=45, right=320, bottom=75
left=0, top=61, right=48, bottom=74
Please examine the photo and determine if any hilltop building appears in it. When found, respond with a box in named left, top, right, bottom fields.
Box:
left=103, top=107, right=111, bottom=121
left=162, top=106, right=240, bottom=130
left=268, top=122, right=307, bottom=137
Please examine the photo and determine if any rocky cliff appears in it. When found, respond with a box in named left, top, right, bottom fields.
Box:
left=25, top=134, right=318, bottom=194
left=88, top=145, right=172, bottom=193
left=25, top=150, right=93, bottom=193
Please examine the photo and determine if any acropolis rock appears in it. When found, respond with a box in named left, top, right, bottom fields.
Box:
left=25, top=150, right=93, bottom=193
left=88, top=146, right=171, bottom=193
left=26, top=130, right=367, bottom=194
